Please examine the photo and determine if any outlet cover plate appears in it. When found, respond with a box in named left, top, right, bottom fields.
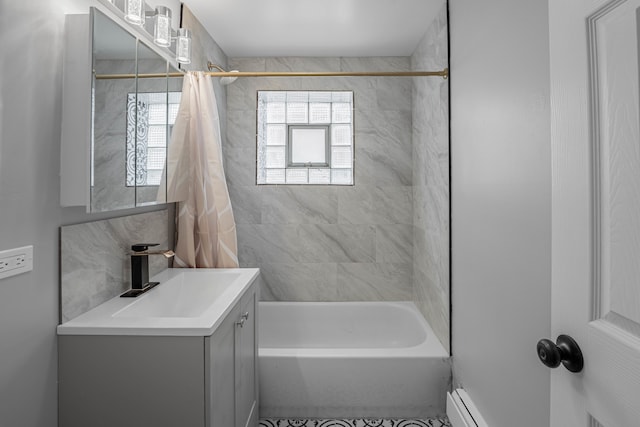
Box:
left=0, top=245, right=33, bottom=280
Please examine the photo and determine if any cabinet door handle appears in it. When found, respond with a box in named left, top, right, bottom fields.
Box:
left=236, top=312, right=250, bottom=328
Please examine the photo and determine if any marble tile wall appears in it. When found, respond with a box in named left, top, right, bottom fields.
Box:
left=226, top=57, right=414, bottom=301
left=60, top=210, right=170, bottom=323
left=181, top=5, right=228, bottom=144
left=412, top=4, right=451, bottom=351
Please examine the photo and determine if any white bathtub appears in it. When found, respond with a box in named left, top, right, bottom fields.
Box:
left=258, top=301, right=450, bottom=419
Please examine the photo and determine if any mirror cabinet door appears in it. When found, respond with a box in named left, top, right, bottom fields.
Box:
left=164, top=65, right=184, bottom=203
left=133, top=41, right=169, bottom=207
left=91, top=9, right=138, bottom=212
left=86, top=8, right=183, bottom=212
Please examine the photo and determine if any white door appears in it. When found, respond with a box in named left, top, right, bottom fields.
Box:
left=549, top=0, right=640, bottom=426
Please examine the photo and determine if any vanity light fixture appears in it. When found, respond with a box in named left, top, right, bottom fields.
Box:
left=152, top=5, right=192, bottom=64
left=153, top=6, right=172, bottom=47
left=148, top=3, right=193, bottom=64
left=124, top=0, right=145, bottom=26
left=176, top=28, right=192, bottom=64
left=109, top=0, right=193, bottom=65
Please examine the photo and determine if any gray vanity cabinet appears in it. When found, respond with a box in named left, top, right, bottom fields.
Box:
left=58, top=281, right=258, bottom=427
left=236, top=290, right=258, bottom=427
left=207, top=284, right=258, bottom=427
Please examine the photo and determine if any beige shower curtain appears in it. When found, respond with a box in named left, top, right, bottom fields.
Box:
left=165, top=71, right=239, bottom=268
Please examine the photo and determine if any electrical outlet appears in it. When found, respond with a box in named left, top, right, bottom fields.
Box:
left=0, top=246, right=33, bottom=280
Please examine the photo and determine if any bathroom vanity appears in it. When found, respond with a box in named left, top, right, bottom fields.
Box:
left=57, top=268, right=260, bottom=427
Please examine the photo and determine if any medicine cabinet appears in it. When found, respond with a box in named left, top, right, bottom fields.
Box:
left=61, top=6, right=184, bottom=212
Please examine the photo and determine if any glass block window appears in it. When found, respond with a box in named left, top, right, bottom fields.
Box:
left=257, top=91, right=354, bottom=185
left=126, top=91, right=181, bottom=186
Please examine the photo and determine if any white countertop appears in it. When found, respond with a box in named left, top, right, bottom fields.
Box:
left=57, top=268, right=260, bottom=336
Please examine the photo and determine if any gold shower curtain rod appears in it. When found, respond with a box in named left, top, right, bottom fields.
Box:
left=94, top=68, right=449, bottom=80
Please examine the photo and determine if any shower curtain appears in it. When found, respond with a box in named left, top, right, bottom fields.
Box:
left=164, top=71, right=239, bottom=268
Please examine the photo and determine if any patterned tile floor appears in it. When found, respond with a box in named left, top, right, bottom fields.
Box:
left=260, top=419, right=451, bottom=427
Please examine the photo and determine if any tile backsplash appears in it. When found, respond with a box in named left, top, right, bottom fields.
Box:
left=60, top=210, right=170, bottom=323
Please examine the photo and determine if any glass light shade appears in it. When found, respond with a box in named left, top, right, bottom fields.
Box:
left=124, top=0, right=145, bottom=26
left=176, top=28, right=191, bottom=64
left=153, top=6, right=172, bottom=48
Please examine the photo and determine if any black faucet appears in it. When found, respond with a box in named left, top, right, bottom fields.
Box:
left=130, top=243, right=175, bottom=289
left=131, top=244, right=157, bottom=290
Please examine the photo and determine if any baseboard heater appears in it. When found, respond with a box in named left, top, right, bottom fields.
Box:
left=446, top=389, right=489, bottom=427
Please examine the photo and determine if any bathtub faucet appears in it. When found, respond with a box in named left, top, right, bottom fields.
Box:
left=130, top=243, right=175, bottom=289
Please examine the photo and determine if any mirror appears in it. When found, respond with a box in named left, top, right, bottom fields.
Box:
left=130, top=41, right=169, bottom=208
left=92, top=8, right=183, bottom=212
left=91, top=9, right=137, bottom=211
left=61, top=7, right=183, bottom=212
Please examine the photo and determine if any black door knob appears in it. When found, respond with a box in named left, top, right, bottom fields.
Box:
left=536, top=334, right=584, bottom=373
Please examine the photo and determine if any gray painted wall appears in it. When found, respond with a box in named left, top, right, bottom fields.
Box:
left=449, top=0, right=552, bottom=426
